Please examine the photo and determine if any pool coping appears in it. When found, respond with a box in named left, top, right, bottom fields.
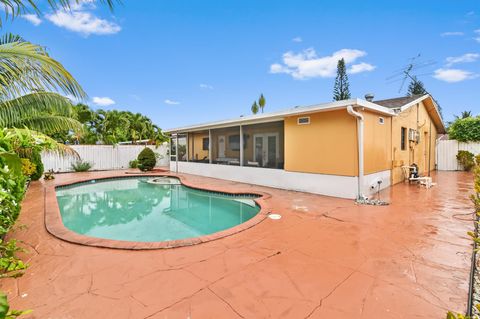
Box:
left=44, top=172, right=272, bottom=250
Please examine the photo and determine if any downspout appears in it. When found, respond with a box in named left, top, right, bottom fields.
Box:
left=347, top=105, right=365, bottom=200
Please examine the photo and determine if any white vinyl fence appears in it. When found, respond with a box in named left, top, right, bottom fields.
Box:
left=437, top=140, right=480, bottom=171
left=42, top=144, right=169, bottom=173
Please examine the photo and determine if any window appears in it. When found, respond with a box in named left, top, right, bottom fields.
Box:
left=229, top=135, right=240, bottom=151
left=297, top=117, right=310, bottom=125
left=202, top=137, right=209, bottom=150
left=228, top=135, right=247, bottom=151
left=401, top=127, right=407, bottom=150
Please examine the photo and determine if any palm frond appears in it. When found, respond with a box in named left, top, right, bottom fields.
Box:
left=0, top=33, right=24, bottom=45
left=0, top=37, right=86, bottom=100
left=15, top=116, right=83, bottom=135
left=0, top=0, right=119, bottom=26
left=0, top=92, right=75, bottom=127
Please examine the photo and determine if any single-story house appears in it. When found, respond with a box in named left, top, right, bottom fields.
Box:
left=164, top=94, right=445, bottom=199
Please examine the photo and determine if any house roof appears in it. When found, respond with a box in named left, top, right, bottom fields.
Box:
left=165, top=98, right=396, bottom=133
left=374, top=95, right=424, bottom=109
left=377, top=94, right=446, bottom=133
left=165, top=94, right=446, bottom=134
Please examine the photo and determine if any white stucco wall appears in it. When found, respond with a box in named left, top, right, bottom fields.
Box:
left=170, top=161, right=390, bottom=199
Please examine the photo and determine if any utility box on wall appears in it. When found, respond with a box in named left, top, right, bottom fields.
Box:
left=408, top=128, right=419, bottom=143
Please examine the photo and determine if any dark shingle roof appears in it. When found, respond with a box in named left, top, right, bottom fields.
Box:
left=373, top=95, right=424, bottom=109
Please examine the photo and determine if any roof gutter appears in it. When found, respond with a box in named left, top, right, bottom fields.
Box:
left=347, top=105, right=366, bottom=200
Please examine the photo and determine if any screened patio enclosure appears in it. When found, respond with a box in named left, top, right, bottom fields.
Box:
left=170, top=121, right=284, bottom=169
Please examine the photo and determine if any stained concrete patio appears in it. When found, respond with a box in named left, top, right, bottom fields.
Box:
left=0, top=170, right=474, bottom=318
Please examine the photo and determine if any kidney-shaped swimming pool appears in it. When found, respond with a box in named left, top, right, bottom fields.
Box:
left=55, top=177, right=260, bottom=243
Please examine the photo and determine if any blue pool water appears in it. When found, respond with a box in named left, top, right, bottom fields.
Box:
left=56, top=177, right=259, bottom=242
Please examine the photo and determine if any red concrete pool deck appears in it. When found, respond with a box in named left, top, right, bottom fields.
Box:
left=0, top=170, right=475, bottom=318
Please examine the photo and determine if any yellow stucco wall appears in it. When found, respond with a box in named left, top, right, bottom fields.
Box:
left=391, top=101, right=438, bottom=184
left=362, top=110, right=392, bottom=175
left=284, top=110, right=358, bottom=176
left=182, top=100, right=439, bottom=182
left=188, top=132, right=209, bottom=160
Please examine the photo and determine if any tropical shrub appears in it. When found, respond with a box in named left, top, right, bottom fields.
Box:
left=0, top=240, right=27, bottom=278
left=129, top=159, right=138, bottom=168
left=29, top=151, right=43, bottom=181
left=0, top=292, right=31, bottom=318
left=20, top=159, right=35, bottom=177
left=457, top=150, right=475, bottom=172
left=447, top=310, right=479, bottom=319
left=71, top=160, right=92, bottom=172
left=449, top=116, right=480, bottom=142
left=0, top=157, right=26, bottom=236
left=137, top=148, right=156, bottom=171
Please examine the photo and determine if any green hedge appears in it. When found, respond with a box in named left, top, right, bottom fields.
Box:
left=29, top=151, right=43, bottom=181
left=449, top=117, right=480, bottom=142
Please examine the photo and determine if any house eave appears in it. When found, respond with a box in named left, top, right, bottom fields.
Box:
left=165, top=98, right=396, bottom=134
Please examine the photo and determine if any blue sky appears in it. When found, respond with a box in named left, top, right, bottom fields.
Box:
left=6, top=0, right=480, bottom=129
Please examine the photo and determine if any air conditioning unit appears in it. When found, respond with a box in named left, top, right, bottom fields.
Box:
left=408, top=128, right=419, bottom=143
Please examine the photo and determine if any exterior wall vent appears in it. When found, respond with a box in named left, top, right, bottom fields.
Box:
left=378, top=117, right=385, bottom=125
left=297, top=117, right=310, bottom=125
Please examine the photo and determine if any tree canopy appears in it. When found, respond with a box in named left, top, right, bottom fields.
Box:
left=448, top=115, right=480, bottom=142
left=54, top=104, right=167, bottom=145
left=251, top=101, right=259, bottom=114
left=333, top=58, right=350, bottom=101
left=407, top=77, right=427, bottom=96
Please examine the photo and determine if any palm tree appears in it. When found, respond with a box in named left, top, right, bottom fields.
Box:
left=251, top=101, right=259, bottom=114
left=461, top=111, right=472, bottom=119
left=129, top=113, right=147, bottom=143
left=258, top=94, right=266, bottom=113
left=454, top=110, right=473, bottom=120
left=0, top=34, right=84, bottom=138
left=0, top=33, right=85, bottom=102
left=0, top=0, right=118, bottom=26
left=97, top=109, right=129, bottom=144
left=0, top=92, right=83, bottom=134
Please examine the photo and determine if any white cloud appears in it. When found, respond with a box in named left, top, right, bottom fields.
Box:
left=22, top=14, right=42, bottom=26
left=441, top=31, right=464, bottom=37
left=349, top=62, right=376, bottom=74
left=270, top=48, right=374, bottom=79
left=164, top=99, right=180, bottom=105
left=292, top=37, right=302, bottom=43
left=92, top=96, right=115, bottom=106
left=445, top=53, right=480, bottom=66
left=199, top=83, right=213, bottom=90
left=433, top=68, right=478, bottom=83
left=475, top=29, right=480, bottom=43
left=45, top=3, right=121, bottom=36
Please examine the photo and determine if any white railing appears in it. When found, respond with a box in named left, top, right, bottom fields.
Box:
left=42, top=144, right=169, bottom=173
left=437, top=140, right=480, bottom=171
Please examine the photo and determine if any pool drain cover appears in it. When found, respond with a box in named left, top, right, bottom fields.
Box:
left=268, top=213, right=282, bottom=220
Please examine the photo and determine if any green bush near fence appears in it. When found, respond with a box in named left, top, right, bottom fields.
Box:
left=449, top=117, right=480, bottom=142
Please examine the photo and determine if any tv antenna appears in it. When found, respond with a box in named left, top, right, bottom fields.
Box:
left=386, top=54, right=436, bottom=93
